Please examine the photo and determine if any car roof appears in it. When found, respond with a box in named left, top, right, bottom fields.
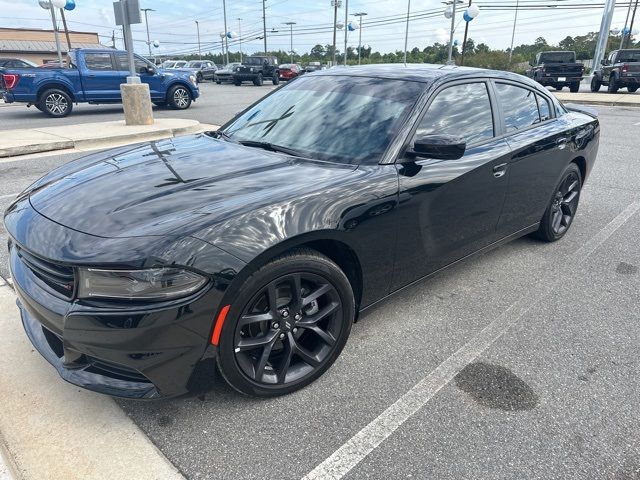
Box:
left=312, top=63, right=535, bottom=85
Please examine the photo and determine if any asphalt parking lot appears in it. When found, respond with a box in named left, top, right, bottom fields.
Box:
left=0, top=82, right=278, bottom=131
left=0, top=105, right=639, bottom=479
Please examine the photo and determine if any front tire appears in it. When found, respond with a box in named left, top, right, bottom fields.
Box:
left=628, top=86, right=638, bottom=93
left=535, top=163, right=582, bottom=242
left=608, top=75, right=619, bottom=93
left=39, top=88, right=73, bottom=118
left=216, top=249, right=355, bottom=397
left=272, top=74, right=280, bottom=85
left=167, top=85, right=192, bottom=110
left=569, top=81, right=580, bottom=93
left=590, top=76, right=601, bottom=92
left=196, top=72, right=203, bottom=83
left=253, top=73, right=263, bottom=86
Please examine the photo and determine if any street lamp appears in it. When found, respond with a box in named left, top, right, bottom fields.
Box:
left=354, top=12, right=366, bottom=65
left=238, top=18, right=243, bottom=62
left=141, top=8, right=154, bottom=58
left=195, top=20, right=201, bottom=60
left=284, top=22, right=296, bottom=63
left=222, top=0, right=229, bottom=65
left=508, top=0, right=519, bottom=63
left=39, top=0, right=65, bottom=67
left=331, top=0, right=342, bottom=66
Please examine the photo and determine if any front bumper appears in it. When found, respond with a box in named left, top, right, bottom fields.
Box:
left=539, top=76, right=583, bottom=86
left=618, top=74, right=640, bottom=86
left=233, top=73, right=259, bottom=82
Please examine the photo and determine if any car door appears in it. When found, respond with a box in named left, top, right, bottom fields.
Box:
left=81, top=52, right=121, bottom=101
left=391, top=80, right=511, bottom=290
left=492, top=81, right=571, bottom=234
left=114, top=53, right=163, bottom=100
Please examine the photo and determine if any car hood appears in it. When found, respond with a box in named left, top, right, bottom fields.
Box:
left=27, top=135, right=357, bottom=239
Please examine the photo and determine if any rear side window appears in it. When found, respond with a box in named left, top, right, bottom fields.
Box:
left=536, top=94, right=552, bottom=121
left=416, top=82, right=494, bottom=146
left=495, top=83, right=540, bottom=132
left=85, top=53, right=113, bottom=71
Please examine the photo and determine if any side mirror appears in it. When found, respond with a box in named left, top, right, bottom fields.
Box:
left=408, top=134, right=466, bottom=160
left=145, top=66, right=156, bottom=75
left=600, top=59, right=606, bottom=66
left=529, top=61, right=534, bottom=67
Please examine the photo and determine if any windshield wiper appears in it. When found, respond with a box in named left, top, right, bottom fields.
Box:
left=238, top=140, right=306, bottom=158
left=209, top=130, right=237, bottom=142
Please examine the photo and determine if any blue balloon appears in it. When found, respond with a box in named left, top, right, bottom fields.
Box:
left=622, top=27, right=631, bottom=35
left=463, top=11, right=473, bottom=22
left=64, top=0, right=76, bottom=10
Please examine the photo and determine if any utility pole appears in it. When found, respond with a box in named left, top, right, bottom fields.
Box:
left=626, top=0, right=639, bottom=49
left=460, top=0, right=472, bottom=65
left=141, top=8, right=154, bottom=58
left=508, top=0, right=519, bottom=62
left=262, top=0, right=268, bottom=54
left=48, top=5, right=64, bottom=67
left=404, top=0, right=411, bottom=64
left=222, top=0, right=229, bottom=65
left=343, top=0, right=349, bottom=66
left=59, top=8, right=72, bottom=50
left=195, top=20, right=202, bottom=60
left=620, top=0, right=634, bottom=49
left=112, top=30, right=116, bottom=48
left=354, top=12, right=366, bottom=65
left=331, top=0, right=341, bottom=66
left=238, top=18, right=243, bottom=62
left=447, top=0, right=459, bottom=64
left=593, top=0, right=617, bottom=77
left=284, top=22, right=296, bottom=63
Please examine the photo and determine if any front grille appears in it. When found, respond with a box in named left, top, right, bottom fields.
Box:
left=16, top=246, right=75, bottom=299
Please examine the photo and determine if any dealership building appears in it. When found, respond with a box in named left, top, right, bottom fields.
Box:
left=0, top=27, right=106, bottom=65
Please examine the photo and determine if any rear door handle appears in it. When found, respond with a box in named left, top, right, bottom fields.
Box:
left=493, top=163, right=508, bottom=178
left=556, top=137, right=568, bottom=149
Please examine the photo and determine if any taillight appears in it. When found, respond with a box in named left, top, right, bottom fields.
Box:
left=2, top=73, right=20, bottom=89
left=622, top=63, right=629, bottom=73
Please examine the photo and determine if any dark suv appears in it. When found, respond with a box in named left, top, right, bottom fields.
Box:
left=591, top=49, right=640, bottom=93
left=233, top=56, right=280, bottom=86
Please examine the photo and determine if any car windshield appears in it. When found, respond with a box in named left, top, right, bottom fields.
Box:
left=175, top=61, right=187, bottom=67
left=188, top=61, right=202, bottom=68
left=222, top=75, right=424, bottom=164
left=244, top=57, right=264, bottom=65
left=618, top=51, right=640, bottom=62
left=539, top=52, right=575, bottom=63
left=280, top=64, right=292, bottom=69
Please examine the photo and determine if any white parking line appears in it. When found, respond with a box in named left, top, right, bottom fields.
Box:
left=634, top=121, right=640, bottom=126
left=302, top=200, right=640, bottom=480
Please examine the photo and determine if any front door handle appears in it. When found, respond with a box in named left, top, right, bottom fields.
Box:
left=493, top=163, right=508, bottom=178
left=556, top=137, right=568, bottom=149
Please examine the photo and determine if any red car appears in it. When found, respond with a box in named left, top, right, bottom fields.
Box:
left=279, top=63, right=301, bottom=81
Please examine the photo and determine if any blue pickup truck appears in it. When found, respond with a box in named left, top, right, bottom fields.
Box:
left=1, top=48, right=199, bottom=117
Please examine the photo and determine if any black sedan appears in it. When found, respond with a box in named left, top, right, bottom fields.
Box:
left=4, top=65, right=599, bottom=399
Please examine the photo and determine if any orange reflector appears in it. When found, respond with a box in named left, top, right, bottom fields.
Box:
left=211, top=304, right=231, bottom=346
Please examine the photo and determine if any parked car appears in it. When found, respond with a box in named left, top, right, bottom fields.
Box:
left=233, top=56, right=280, bottom=86
left=279, top=63, right=302, bottom=81
left=162, top=60, right=188, bottom=69
left=591, top=49, right=640, bottom=93
left=214, top=62, right=241, bottom=84
left=526, top=51, right=584, bottom=92
left=0, top=58, right=38, bottom=69
left=4, top=64, right=599, bottom=399
left=0, top=48, right=199, bottom=117
left=184, top=60, right=217, bottom=83
left=305, top=61, right=322, bottom=72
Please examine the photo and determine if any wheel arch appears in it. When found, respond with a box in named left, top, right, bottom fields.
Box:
left=37, top=82, right=75, bottom=102
left=166, top=81, right=196, bottom=101
left=571, top=155, right=587, bottom=182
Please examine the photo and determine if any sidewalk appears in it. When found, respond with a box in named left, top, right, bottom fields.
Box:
left=0, top=119, right=217, bottom=158
left=0, top=284, right=185, bottom=480
left=553, top=91, right=640, bottom=107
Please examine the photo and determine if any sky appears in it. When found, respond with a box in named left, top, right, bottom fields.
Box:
left=1, top=1, right=636, bottom=57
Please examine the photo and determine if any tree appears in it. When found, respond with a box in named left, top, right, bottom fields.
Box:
left=310, top=44, right=326, bottom=60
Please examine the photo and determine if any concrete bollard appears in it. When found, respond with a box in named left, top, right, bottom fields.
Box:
left=120, top=83, right=154, bottom=126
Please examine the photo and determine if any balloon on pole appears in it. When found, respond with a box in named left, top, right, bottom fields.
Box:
left=463, top=5, right=480, bottom=22
left=64, top=0, right=75, bottom=10
left=444, top=5, right=453, bottom=19
left=50, top=0, right=66, bottom=8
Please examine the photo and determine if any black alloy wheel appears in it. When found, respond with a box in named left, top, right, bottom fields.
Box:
left=217, top=250, right=354, bottom=396
left=535, top=163, right=582, bottom=242
left=39, top=88, right=73, bottom=118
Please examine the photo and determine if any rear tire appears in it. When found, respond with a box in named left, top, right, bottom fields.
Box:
left=167, top=85, right=192, bottom=110
left=38, top=88, right=73, bottom=118
left=569, top=81, right=580, bottom=93
left=555, top=86, right=563, bottom=91
left=535, top=163, right=582, bottom=243
left=216, top=80, right=222, bottom=85
left=608, top=75, right=619, bottom=93
left=216, top=249, right=355, bottom=397
left=234, top=78, right=242, bottom=86
left=590, top=76, right=601, bottom=92
left=196, top=72, right=203, bottom=83
left=628, top=86, right=638, bottom=93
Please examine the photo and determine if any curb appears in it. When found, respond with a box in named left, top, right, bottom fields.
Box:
left=0, top=120, right=208, bottom=159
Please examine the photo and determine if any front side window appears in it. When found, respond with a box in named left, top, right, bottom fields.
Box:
left=415, top=82, right=494, bottom=146
left=495, top=83, right=540, bottom=132
left=115, top=54, right=152, bottom=73
left=223, top=75, right=424, bottom=164
left=85, top=53, right=113, bottom=71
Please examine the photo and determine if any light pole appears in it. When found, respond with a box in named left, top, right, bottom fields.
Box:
left=284, top=22, right=296, bottom=63
left=262, top=0, right=268, bottom=54
left=446, top=0, right=462, bottom=64
left=195, top=20, right=202, bottom=60
left=593, top=0, right=617, bottom=76
left=141, top=8, right=154, bottom=58
left=331, top=0, right=342, bottom=66
left=238, top=18, right=243, bottom=62
left=343, top=0, right=349, bottom=66
left=354, top=12, right=366, bottom=65
left=404, top=0, right=411, bottom=64
left=38, top=1, right=64, bottom=66
left=508, top=0, right=519, bottom=62
left=222, top=0, right=229, bottom=65
left=625, top=0, right=639, bottom=49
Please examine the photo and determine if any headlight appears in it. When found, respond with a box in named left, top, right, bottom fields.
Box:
left=189, top=75, right=197, bottom=85
left=78, top=267, right=207, bottom=301
left=250, top=67, right=254, bottom=72
left=234, top=67, right=239, bottom=72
